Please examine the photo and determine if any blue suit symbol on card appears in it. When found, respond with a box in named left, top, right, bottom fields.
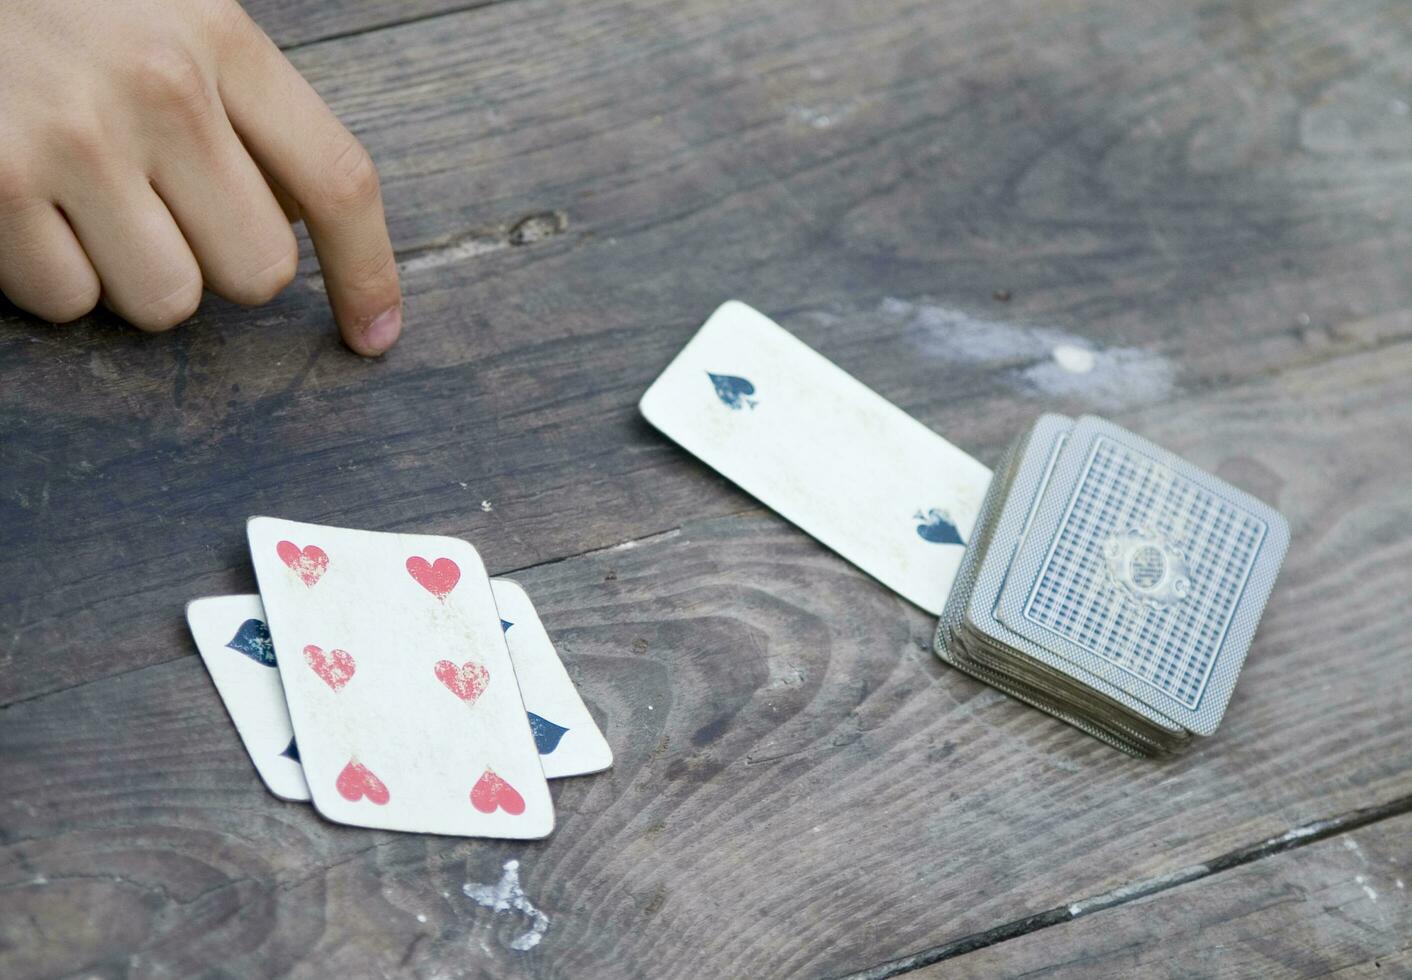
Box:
left=226, top=619, right=276, bottom=666
left=708, top=372, right=758, bottom=410
left=527, top=712, right=569, bottom=755
left=280, top=737, right=301, bottom=762
left=915, top=509, right=965, bottom=546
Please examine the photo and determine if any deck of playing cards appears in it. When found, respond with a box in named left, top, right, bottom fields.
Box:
left=186, top=518, right=612, bottom=838
left=644, top=302, right=1289, bottom=757
left=937, top=414, right=1289, bottom=756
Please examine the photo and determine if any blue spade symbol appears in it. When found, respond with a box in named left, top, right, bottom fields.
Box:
left=707, top=372, right=758, bottom=410
left=915, top=508, right=965, bottom=546
left=527, top=712, right=569, bottom=755
left=501, top=619, right=513, bottom=633
left=280, top=737, right=300, bottom=762
left=226, top=619, right=277, bottom=666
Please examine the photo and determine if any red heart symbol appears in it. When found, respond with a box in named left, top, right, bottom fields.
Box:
left=277, top=541, right=329, bottom=587
left=336, top=760, right=389, bottom=805
left=434, top=659, right=490, bottom=703
left=406, top=556, right=460, bottom=600
left=304, top=645, right=356, bottom=691
left=470, top=769, right=525, bottom=815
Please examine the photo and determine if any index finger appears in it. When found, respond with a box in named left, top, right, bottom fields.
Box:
left=217, top=12, right=402, bottom=355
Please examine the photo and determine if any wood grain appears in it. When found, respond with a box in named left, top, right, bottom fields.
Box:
left=3, top=0, right=1412, bottom=975
left=927, top=813, right=1412, bottom=979
left=246, top=0, right=508, bottom=50
left=5, top=0, right=1412, bottom=706
left=4, top=338, right=1412, bottom=978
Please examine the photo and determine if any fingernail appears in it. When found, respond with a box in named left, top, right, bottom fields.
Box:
left=363, top=305, right=402, bottom=352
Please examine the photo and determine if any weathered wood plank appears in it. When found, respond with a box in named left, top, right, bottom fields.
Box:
left=3, top=339, right=1411, bottom=978
left=931, top=813, right=1412, bottom=979
left=246, top=0, right=507, bottom=51
left=4, top=0, right=1412, bottom=705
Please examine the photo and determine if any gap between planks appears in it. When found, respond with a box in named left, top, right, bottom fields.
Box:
left=273, top=0, right=515, bottom=54
left=837, top=791, right=1412, bottom=980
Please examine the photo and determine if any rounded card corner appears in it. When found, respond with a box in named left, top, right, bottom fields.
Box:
left=491, top=577, right=526, bottom=599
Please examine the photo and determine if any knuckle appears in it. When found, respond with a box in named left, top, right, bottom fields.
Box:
left=129, top=275, right=204, bottom=332
left=49, top=115, right=109, bottom=170
left=317, top=137, right=381, bottom=212
left=346, top=242, right=397, bottom=288
left=228, top=241, right=298, bottom=305
left=128, top=45, right=212, bottom=119
left=0, top=158, right=32, bottom=209
left=207, top=0, right=265, bottom=55
left=40, top=283, right=102, bottom=324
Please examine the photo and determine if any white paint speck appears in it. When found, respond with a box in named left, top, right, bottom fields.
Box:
left=481, top=500, right=493, bottom=512
left=1344, top=838, right=1360, bottom=850
left=1356, top=874, right=1367, bottom=884
left=458, top=482, right=468, bottom=489
left=788, top=103, right=853, bottom=130
left=1052, top=344, right=1096, bottom=374
left=463, top=859, right=549, bottom=952
left=1396, top=879, right=1405, bottom=890
left=647, top=705, right=654, bottom=711
left=1273, top=824, right=1320, bottom=844
left=1362, top=883, right=1379, bottom=902
left=417, top=913, right=427, bottom=923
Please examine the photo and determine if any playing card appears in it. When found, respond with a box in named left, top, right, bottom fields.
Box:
left=640, top=301, right=991, bottom=614
left=490, top=579, right=613, bottom=779
left=996, top=416, right=1289, bottom=736
left=247, top=517, right=553, bottom=838
left=187, top=582, right=612, bottom=801
left=185, top=594, right=310, bottom=800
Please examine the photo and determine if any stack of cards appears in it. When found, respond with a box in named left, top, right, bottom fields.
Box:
left=643, top=302, right=1289, bottom=756
left=937, top=414, right=1289, bottom=755
left=187, top=518, right=612, bottom=838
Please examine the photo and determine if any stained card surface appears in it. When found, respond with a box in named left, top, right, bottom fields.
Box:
left=186, top=594, right=310, bottom=801
left=491, top=579, right=613, bottom=778
left=640, top=301, right=991, bottom=614
left=247, top=517, right=553, bottom=838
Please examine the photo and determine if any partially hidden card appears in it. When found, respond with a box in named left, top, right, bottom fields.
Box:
left=186, top=582, right=612, bottom=802
left=491, top=579, right=613, bottom=779
left=247, top=517, right=553, bottom=838
left=186, top=594, right=310, bottom=801
left=640, top=301, right=991, bottom=614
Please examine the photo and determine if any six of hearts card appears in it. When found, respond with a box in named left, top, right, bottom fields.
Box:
left=221, top=516, right=592, bottom=839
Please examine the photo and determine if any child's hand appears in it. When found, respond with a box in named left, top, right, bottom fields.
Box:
left=0, top=0, right=402, bottom=355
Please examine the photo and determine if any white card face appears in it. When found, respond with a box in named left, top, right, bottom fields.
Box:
left=246, top=517, right=553, bottom=838
left=185, top=595, right=311, bottom=802
left=640, top=301, right=992, bottom=614
left=491, top=579, right=613, bottom=779
left=187, top=584, right=612, bottom=799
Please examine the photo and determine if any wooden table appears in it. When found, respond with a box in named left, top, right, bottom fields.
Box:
left=4, top=1, right=1411, bottom=977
